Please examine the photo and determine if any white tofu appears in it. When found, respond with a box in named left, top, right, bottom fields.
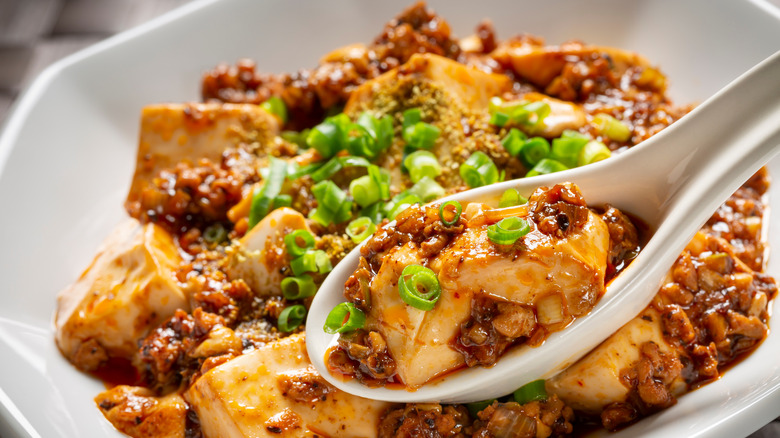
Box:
left=547, top=308, right=681, bottom=414
left=185, top=334, right=393, bottom=438
left=224, top=207, right=310, bottom=297
left=366, top=210, right=610, bottom=388
left=95, top=386, right=187, bottom=438
left=55, top=218, right=187, bottom=369
left=126, top=103, right=279, bottom=207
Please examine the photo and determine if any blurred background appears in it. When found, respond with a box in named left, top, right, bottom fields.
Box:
left=0, top=0, right=192, bottom=123
left=0, top=0, right=778, bottom=436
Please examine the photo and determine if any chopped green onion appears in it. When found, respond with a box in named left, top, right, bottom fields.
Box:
left=350, top=175, right=380, bottom=207
left=387, top=193, right=422, bottom=219
left=489, top=111, right=510, bottom=127
left=526, top=158, right=569, bottom=178
left=310, top=156, right=344, bottom=182
left=349, top=165, right=390, bottom=208
left=561, top=129, right=589, bottom=140
left=361, top=203, right=385, bottom=225
left=290, top=251, right=317, bottom=276
left=369, top=165, right=391, bottom=200
left=490, top=97, right=551, bottom=128
left=439, top=200, right=462, bottom=226
left=403, top=122, right=441, bottom=149
left=260, top=96, right=288, bottom=123
left=249, top=157, right=287, bottom=229
left=310, top=155, right=371, bottom=182
left=290, top=249, right=332, bottom=276
left=281, top=275, right=317, bottom=300
left=281, top=129, right=310, bottom=148
left=487, top=217, right=531, bottom=245
left=578, top=140, right=612, bottom=166
left=593, top=113, right=631, bottom=142
left=402, top=108, right=422, bottom=129
left=460, top=151, right=499, bottom=188
left=404, top=150, right=442, bottom=183
left=501, top=128, right=528, bottom=156
left=398, top=265, right=441, bottom=311
left=287, top=161, right=322, bottom=180
left=519, top=137, right=551, bottom=168
left=517, top=101, right=550, bottom=127
left=278, top=305, right=306, bottom=332
left=273, top=194, right=292, bottom=208
left=314, top=250, right=333, bottom=274
left=307, top=119, right=344, bottom=158
left=348, top=113, right=393, bottom=159
left=310, top=181, right=353, bottom=226
left=284, top=230, right=315, bottom=257
left=203, top=224, right=227, bottom=244
left=324, top=302, right=366, bottom=334
left=513, top=379, right=548, bottom=404
left=408, top=176, right=445, bottom=202
left=550, top=133, right=589, bottom=168
left=499, top=188, right=527, bottom=208
left=345, top=217, right=376, bottom=244
left=466, top=400, right=496, bottom=418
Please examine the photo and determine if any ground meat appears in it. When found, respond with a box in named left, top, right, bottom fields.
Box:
left=378, top=404, right=471, bottom=438
left=704, top=168, right=769, bottom=271
left=472, top=397, right=574, bottom=438
left=202, top=2, right=461, bottom=130
left=452, top=296, right=521, bottom=367
left=277, top=365, right=335, bottom=404
left=603, top=341, right=682, bottom=431
left=527, top=183, right=589, bottom=237
left=600, top=204, right=641, bottom=280
left=137, top=308, right=228, bottom=390
left=327, top=329, right=397, bottom=387
left=359, top=203, right=465, bottom=274
left=126, top=150, right=254, bottom=235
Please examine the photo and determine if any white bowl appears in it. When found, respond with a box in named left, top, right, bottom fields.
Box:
left=0, top=0, right=779, bottom=436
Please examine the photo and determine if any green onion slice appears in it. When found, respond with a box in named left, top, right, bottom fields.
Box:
left=592, top=113, right=631, bottom=142
left=310, top=181, right=353, bottom=226
left=202, top=224, right=227, bottom=244
left=387, top=193, right=422, bottom=219
left=513, top=379, right=548, bottom=404
left=278, top=305, right=306, bottom=332
left=501, top=128, right=528, bottom=156
left=489, top=111, right=510, bottom=127
left=249, top=157, right=287, bottom=229
left=499, top=188, right=528, bottom=208
left=398, top=265, right=441, bottom=311
left=404, top=150, right=442, bottom=183
left=439, top=200, right=462, bottom=226
left=487, top=217, right=531, bottom=245
left=408, top=176, right=445, bottom=203
left=519, top=137, right=551, bottom=168
left=284, top=229, right=315, bottom=258
left=404, top=122, right=441, bottom=149
left=550, top=134, right=589, bottom=168
left=578, top=140, right=612, bottom=166
left=460, top=151, right=499, bottom=188
left=290, top=251, right=317, bottom=276
left=260, top=96, right=288, bottom=123
left=350, top=175, right=380, bottom=208
left=526, top=158, right=569, bottom=178
left=280, top=275, right=317, bottom=300
left=324, top=302, right=366, bottom=334
left=402, top=108, right=422, bottom=129
left=345, top=217, right=377, bottom=244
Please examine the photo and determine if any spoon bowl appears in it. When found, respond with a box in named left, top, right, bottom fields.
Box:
left=306, top=50, right=780, bottom=403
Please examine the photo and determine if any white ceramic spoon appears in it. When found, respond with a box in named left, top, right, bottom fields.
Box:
left=306, top=50, right=780, bottom=404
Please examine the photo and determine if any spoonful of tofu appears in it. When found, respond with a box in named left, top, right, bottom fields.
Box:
left=306, top=50, right=780, bottom=403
